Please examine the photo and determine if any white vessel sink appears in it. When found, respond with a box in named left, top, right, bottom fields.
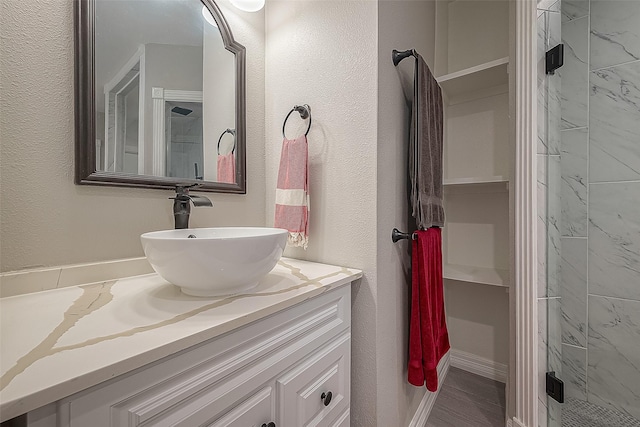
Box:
left=141, top=227, right=288, bottom=297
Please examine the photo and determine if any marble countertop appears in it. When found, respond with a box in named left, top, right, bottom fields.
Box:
left=0, top=258, right=361, bottom=422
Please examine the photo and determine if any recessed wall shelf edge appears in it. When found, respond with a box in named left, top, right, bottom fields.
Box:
left=443, top=263, right=509, bottom=288
left=444, top=175, right=508, bottom=186
left=436, top=57, right=509, bottom=99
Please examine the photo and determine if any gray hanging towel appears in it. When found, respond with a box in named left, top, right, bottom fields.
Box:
left=409, top=54, right=445, bottom=229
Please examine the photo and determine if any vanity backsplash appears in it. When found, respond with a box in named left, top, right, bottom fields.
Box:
left=0, top=257, right=154, bottom=298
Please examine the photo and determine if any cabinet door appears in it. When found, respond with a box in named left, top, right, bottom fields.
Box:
left=329, top=409, right=350, bottom=427
left=59, top=287, right=351, bottom=427
left=276, top=333, right=350, bottom=427
left=207, top=385, right=275, bottom=427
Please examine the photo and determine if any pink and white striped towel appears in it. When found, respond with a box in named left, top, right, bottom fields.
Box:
left=217, top=152, right=236, bottom=184
left=274, top=135, right=309, bottom=249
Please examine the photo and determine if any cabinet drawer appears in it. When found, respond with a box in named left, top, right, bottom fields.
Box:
left=276, top=333, right=350, bottom=427
left=108, top=377, right=274, bottom=427
left=207, top=385, right=275, bottom=427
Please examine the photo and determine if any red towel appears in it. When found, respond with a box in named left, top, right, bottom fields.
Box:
left=274, top=135, right=309, bottom=249
left=408, top=228, right=450, bottom=391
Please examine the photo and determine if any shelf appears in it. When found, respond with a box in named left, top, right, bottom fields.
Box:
left=443, top=263, right=509, bottom=288
left=443, top=176, right=509, bottom=193
left=443, top=175, right=507, bottom=186
left=436, top=57, right=509, bottom=100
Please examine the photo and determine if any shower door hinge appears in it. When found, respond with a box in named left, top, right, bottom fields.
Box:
left=546, top=44, right=564, bottom=75
left=546, top=371, right=565, bottom=403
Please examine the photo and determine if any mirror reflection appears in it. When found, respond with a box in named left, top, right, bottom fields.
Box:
left=94, top=0, right=236, bottom=183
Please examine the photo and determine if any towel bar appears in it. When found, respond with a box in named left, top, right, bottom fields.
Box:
left=392, top=228, right=417, bottom=243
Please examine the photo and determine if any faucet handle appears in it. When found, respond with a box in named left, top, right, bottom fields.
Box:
left=176, top=182, right=199, bottom=192
left=171, top=183, right=199, bottom=200
left=170, top=184, right=213, bottom=207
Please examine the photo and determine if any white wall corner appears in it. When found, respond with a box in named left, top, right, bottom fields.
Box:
left=407, top=351, right=451, bottom=427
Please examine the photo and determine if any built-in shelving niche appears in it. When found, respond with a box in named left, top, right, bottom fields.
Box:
left=435, top=0, right=512, bottom=380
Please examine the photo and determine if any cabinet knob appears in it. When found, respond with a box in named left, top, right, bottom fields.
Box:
left=321, top=391, right=333, bottom=406
left=261, top=423, right=275, bottom=427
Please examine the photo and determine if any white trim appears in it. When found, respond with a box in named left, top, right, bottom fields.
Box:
left=151, top=87, right=164, bottom=100
left=114, top=73, right=140, bottom=172
left=163, top=90, right=203, bottom=103
left=104, top=92, right=110, bottom=171
left=138, top=46, right=146, bottom=175
left=102, top=45, right=146, bottom=174
left=514, top=1, right=538, bottom=426
left=151, top=88, right=204, bottom=177
left=407, top=352, right=450, bottom=427
left=510, top=417, right=527, bottom=427
left=450, top=349, right=508, bottom=383
left=151, top=88, right=166, bottom=177
left=113, top=73, right=139, bottom=96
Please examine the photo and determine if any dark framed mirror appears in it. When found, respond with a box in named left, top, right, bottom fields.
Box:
left=74, top=0, right=246, bottom=193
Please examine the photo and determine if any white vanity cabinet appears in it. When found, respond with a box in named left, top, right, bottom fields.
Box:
left=28, top=286, right=351, bottom=427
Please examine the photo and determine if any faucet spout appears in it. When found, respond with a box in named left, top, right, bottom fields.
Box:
left=189, top=195, right=213, bottom=207
left=171, top=185, right=213, bottom=229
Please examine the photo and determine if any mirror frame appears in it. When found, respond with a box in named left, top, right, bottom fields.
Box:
left=74, top=0, right=246, bottom=193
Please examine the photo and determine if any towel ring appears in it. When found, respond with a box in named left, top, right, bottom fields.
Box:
left=217, top=128, right=236, bottom=155
left=282, top=104, right=312, bottom=139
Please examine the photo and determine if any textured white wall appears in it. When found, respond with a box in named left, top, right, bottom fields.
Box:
left=264, top=1, right=378, bottom=424
left=0, top=0, right=265, bottom=272
left=377, top=1, right=436, bottom=425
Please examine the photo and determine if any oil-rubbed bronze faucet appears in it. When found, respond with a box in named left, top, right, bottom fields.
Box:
left=171, top=184, right=213, bottom=229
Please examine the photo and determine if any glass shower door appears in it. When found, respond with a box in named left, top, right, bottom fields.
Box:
left=538, top=1, right=563, bottom=426
left=539, top=0, right=640, bottom=426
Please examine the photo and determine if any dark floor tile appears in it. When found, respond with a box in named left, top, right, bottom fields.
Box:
left=426, top=367, right=506, bottom=427
left=446, top=367, right=506, bottom=408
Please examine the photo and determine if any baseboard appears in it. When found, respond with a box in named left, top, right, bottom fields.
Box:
left=407, top=351, right=451, bottom=427
left=449, top=349, right=508, bottom=383
left=509, top=417, right=526, bottom=427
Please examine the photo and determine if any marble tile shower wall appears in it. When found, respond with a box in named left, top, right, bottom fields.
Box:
left=559, top=0, right=640, bottom=421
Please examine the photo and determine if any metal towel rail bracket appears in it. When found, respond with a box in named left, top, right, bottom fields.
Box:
left=392, top=48, right=417, bottom=66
